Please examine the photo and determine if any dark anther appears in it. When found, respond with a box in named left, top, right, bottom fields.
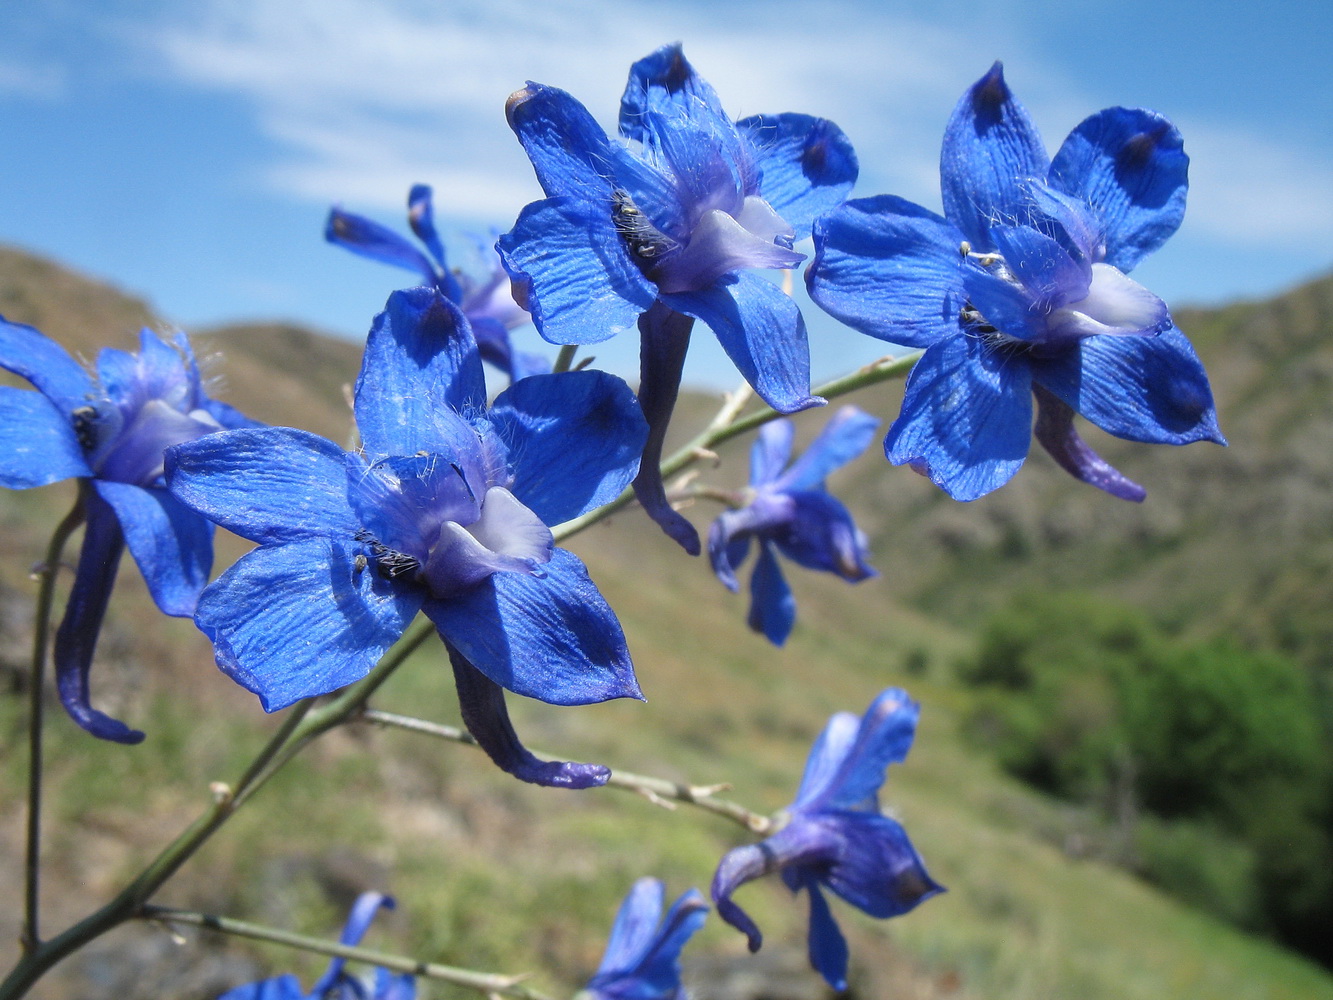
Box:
left=71, top=405, right=99, bottom=451
left=353, top=529, right=420, bottom=581
left=611, top=189, right=678, bottom=266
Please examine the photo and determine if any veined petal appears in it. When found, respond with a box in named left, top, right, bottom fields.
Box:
left=425, top=548, right=640, bottom=706
left=447, top=644, right=610, bottom=789
left=96, top=481, right=213, bottom=618
left=1032, top=385, right=1146, bottom=501
left=805, top=882, right=851, bottom=992
left=507, top=82, right=618, bottom=199
left=53, top=491, right=142, bottom=743
left=619, top=43, right=727, bottom=144
left=771, top=492, right=875, bottom=583
left=1029, top=324, right=1225, bottom=445
left=814, top=811, right=945, bottom=919
left=1049, top=107, right=1189, bottom=272
left=487, top=370, right=648, bottom=525
left=776, top=406, right=879, bottom=492
left=195, top=537, right=422, bottom=712
left=749, top=417, right=795, bottom=488
left=638, top=107, right=748, bottom=221
left=325, top=207, right=438, bottom=284
left=498, top=197, right=657, bottom=347
left=663, top=271, right=822, bottom=414
left=355, top=287, right=488, bottom=459
left=166, top=427, right=359, bottom=544
left=737, top=113, right=859, bottom=239
left=0, top=316, right=95, bottom=413
left=807, top=195, right=967, bottom=348
left=885, top=335, right=1034, bottom=501
left=812, top=689, right=919, bottom=812
left=989, top=224, right=1091, bottom=311
left=748, top=541, right=796, bottom=646
left=655, top=208, right=803, bottom=294
left=0, top=385, right=90, bottom=487
left=597, top=878, right=668, bottom=977
left=941, top=62, right=1050, bottom=249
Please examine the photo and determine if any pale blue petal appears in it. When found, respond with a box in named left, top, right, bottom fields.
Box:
left=96, top=480, right=212, bottom=617
left=425, top=548, right=640, bottom=706
left=791, top=711, right=861, bottom=810
left=195, top=537, right=422, bottom=712
left=940, top=62, right=1049, bottom=249
left=597, top=878, right=667, bottom=976
left=807, top=195, right=967, bottom=348
left=165, top=427, right=359, bottom=544
left=749, top=418, right=794, bottom=487
left=776, top=406, right=879, bottom=492
left=486, top=370, right=647, bottom=525
left=1049, top=107, right=1189, bottom=272
left=0, top=386, right=90, bottom=487
left=885, top=335, right=1034, bottom=501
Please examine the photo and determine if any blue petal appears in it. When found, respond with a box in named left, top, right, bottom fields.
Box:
left=424, top=548, right=641, bottom=706
left=619, top=44, right=727, bottom=145
left=805, top=882, right=850, bottom=992
left=373, top=968, right=417, bottom=1000
left=498, top=197, right=657, bottom=347
left=53, top=491, right=142, bottom=743
left=632, top=303, right=701, bottom=555
left=216, top=975, right=307, bottom=1000
left=770, top=492, right=875, bottom=583
left=308, top=893, right=396, bottom=997
left=806, top=195, right=967, bottom=348
left=709, top=495, right=794, bottom=591
left=1032, top=385, right=1146, bottom=501
left=596, top=878, right=667, bottom=977
left=749, top=418, right=794, bottom=487
left=325, top=207, right=438, bottom=284
left=711, top=842, right=776, bottom=953
left=885, top=335, right=1034, bottom=501
left=203, top=397, right=264, bottom=431
left=448, top=645, right=610, bottom=789
left=940, top=62, right=1050, bottom=249
left=355, top=288, right=487, bottom=459
left=407, top=183, right=451, bottom=274
left=737, top=113, right=858, bottom=239
left=638, top=107, right=748, bottom=222
left=748, top=542, right=796, bottom=646
left=506, top=82, right=617, bottom=199
left=776, top=406, right=879, bottom=492
left=96, top=481, right=212, bottom=618
left=663, top=271, right=822, bottom=414
left=1029, top=325, right=1225, bottom=445
left=988, top=224, right=1090, bottom=312
left=815, top=689, right=920, bottom=812
left=1049, top=107, right=1189, bottom=272
left=592, top=885, right=708, bottom=997
left=165, top=427, right=359, bottom=545
left=486, top=370, right=647, bottom=525
left=0, top=316, right=95, bottom=413
left=195, top=538, right=422, bottom=712
left=791, top=711, right=862, bottom=810
left=0, top=385, right=89, bottom=487
left=816, top=811, right=945, bottom=919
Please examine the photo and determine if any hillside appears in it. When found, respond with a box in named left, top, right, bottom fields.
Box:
left=1, top=243, right=1331, bottom=1000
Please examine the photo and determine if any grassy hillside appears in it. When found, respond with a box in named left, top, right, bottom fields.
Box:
left=1, top=244, right=1331, bottom=999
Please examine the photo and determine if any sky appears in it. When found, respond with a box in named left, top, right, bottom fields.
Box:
left=1, top=0, right=1330, bottom=388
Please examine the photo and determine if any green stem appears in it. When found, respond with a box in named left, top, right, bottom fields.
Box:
left=0, top=620, right=438, bottom=1000
left=553, top=351, right=919, bottom=543
left=140, top=906, right=557, bottom=1000
left=551, top=344, right=578, bottom=374
left=22, top=484, right=88, bottom=954
left=359, top=708, right=774, bottom=834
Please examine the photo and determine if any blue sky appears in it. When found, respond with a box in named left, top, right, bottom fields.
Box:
left=1, top=0, right=1330, bottom=388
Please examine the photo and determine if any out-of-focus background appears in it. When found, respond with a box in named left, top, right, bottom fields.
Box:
left=3, top=2, right=1333, bottom=998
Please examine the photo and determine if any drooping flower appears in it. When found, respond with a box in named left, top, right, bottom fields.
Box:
left=0, top=319, right=257, bottom=743
left=583, top=878, right=708, bottom=1000
left=808, top=62, right=1223, bottom=502
left=709, top=407, right=878, bottom=645
left=167, top=287, right=647, bottom=788
left=217, top=892, right=414, bottom=1000
left=327, top=183, right=548, bottom=381
left=499, top=43, right=858, bottom=552
left=712, top=688, right=942, bottom=992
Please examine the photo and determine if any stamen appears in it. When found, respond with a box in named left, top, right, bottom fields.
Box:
left=611, top=189, right=679, bottom=264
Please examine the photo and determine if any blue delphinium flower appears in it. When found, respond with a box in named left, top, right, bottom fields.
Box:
left=808, top=62, right=1223, bottom=502
left=167, top=287, right=647, bottom=788
left=0, top=319, right=257, bottom=743
left=499, top=43, right=858, bottom=553
left=582, top=878, right=708, bottom=1000
left=712, top=688, right=942, bottom=992
left=327, top=183, right=548, bottom=381
left=217, top=892, right=414, bottom=1000
left=709, top=407, right=878, bottom=646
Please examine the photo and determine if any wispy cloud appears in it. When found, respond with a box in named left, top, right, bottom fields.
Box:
left=0, top=58, right=65, bottom=100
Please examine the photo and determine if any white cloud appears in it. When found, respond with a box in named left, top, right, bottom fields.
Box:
left=0, top=58, right=65, bottom=99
